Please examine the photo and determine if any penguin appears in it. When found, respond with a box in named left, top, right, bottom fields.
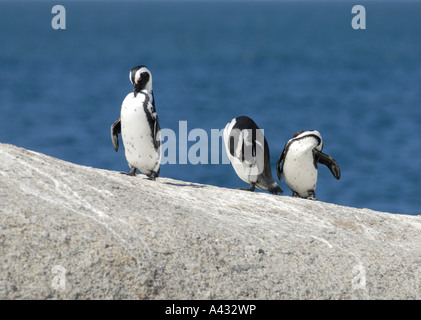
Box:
left=276, top=130, right=340, bottom=200
left=223, top=116, right=283, bottom=195
left=110, top=65, right=161, bottom=180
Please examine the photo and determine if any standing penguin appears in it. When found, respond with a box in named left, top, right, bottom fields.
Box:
left=276, top=130, right=340, bottom=200
left=223, top=116, right=283, bottom=194
left=111, top=65, right=161, bottom=180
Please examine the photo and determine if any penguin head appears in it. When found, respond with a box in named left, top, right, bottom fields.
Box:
left=291, top=130, right=323, bottom=151
left=129, top=65, right=153, bottom=93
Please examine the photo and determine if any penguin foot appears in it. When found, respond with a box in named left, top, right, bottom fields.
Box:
left=121, top=167, right=137, bottom=176
left=292, top=191, right=318, bottom=200
left=146, top=171, right=159, bottom=181
left=269, top=185, right=283, bottom=195
left=306, top=191, right=317, bottom=201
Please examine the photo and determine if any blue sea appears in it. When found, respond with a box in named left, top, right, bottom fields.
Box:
left=1, top=1, right=421, bottom=215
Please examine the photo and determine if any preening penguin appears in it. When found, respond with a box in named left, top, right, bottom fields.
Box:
left=111, top=65, right=161, bottom=180
left=223, top=116, right=283, bottom=195
left=276, top=130, right=340, bottom=200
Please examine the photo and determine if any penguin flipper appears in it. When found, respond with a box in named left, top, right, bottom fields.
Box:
left=276, top=147, right=286, bottom=182
left=314, top=150, right=341, bottom=180
left=150, top=93, right=161, bottom=150
left=111, top=118, right=121, bottom=152
left=153, top=114, right=161, bottom=150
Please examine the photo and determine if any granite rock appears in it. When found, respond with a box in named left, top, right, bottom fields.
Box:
left=1, top=143, right=421, bottom=299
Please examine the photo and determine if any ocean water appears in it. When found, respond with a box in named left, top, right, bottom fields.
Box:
left=1, top=1, right=421, bottom=215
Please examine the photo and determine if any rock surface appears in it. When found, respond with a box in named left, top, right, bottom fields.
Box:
left=1, top=143, right=421, bottom=299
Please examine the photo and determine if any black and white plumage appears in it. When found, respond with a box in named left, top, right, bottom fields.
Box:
left=276, top=130, right=340, bottom=200
left=223, top=116, right=283, bottom=195
left=111, top=65, right=161, bottom=180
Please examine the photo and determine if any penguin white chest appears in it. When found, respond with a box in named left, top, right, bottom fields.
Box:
left=120, top=93, right=159, bottom=174
left=283, top=141, right=318, bottom=197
